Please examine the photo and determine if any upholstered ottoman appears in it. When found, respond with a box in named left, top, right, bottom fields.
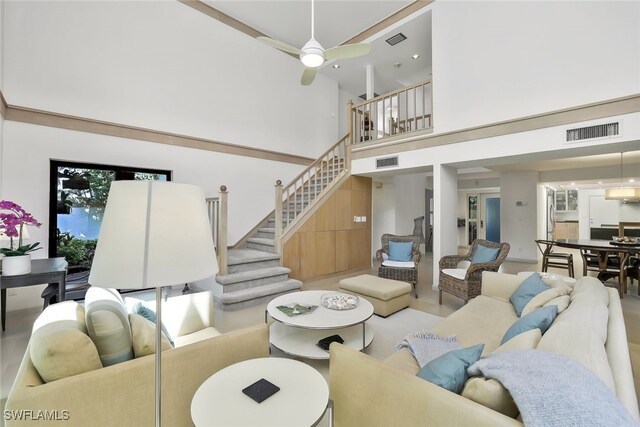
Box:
left=339, top=274, right=412, bottom=317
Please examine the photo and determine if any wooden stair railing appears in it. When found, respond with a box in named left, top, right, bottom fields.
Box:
left=206, top=185, right=228, bottom=275
left=273, top=134, right=350, bottom=253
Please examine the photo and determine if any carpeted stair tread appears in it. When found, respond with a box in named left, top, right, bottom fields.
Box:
left=258, top=227, right=275, bottom=233
left=218, top=279, right=302, bottom=304
left=227, top=248, right=280, bottom=265
left=216, top=266, right=291, bottom=285
left=247, top=237, right=275, bottom=246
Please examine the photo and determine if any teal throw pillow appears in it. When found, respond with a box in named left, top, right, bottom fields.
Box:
left=133, top=303, right=174, bottom=346
left=470, top=245, right=500, bottom=264
left=501, top=305, right=557, bottom=345
left=388, top=241, right=413, bottom=262
left=416, top=344, right=485, bottom=394
left=509, top=273, right=550, bottom=317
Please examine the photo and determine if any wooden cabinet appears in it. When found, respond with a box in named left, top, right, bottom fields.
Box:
left=555, top=190, right=578, bottom=212
left=553, top=222, right=579, bottom=240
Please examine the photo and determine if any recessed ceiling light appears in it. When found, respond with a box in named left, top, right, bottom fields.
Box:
left=332, top=64, right=340, bottom=69
left=630, top=179, right=636, bottom=183
left=412, top=54, right=420, bottom=59
left=570, top=182, right=575, bottom=186
left=598, top=181, right=603, bottom=184
left=393, top=62, right=402, bottom=69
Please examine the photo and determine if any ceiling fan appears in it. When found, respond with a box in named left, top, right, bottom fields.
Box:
left=257, top=0, right=371, bottom=86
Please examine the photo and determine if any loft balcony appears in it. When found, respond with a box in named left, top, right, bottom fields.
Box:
left=349, top=78, right=432, bottom=146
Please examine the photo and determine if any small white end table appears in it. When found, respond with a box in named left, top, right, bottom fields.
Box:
left=191, top=357, right=331, bottom=427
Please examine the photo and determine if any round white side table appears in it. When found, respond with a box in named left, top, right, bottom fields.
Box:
left=191, top=357, right=331, bottom=427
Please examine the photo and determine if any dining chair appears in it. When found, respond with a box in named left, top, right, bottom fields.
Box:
left=535, top=240, right=575, bottom=278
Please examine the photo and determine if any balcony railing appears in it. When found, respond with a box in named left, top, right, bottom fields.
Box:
left=350, top=78, right=432, bottom=145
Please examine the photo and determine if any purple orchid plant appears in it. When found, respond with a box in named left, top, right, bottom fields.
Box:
left=0, top=200, right=42, bottom=257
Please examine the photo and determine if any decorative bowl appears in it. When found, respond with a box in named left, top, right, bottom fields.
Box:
left=321, top=292, right=359, bottom=310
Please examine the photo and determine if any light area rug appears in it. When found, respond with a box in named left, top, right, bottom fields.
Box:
left=269, top=308, right=442, bottom=427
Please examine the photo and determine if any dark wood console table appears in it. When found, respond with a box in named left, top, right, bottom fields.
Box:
left=0, top=257, right=67, bottom=331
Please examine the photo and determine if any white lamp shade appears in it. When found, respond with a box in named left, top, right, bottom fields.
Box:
left=89, top=181, right=218, bottom=289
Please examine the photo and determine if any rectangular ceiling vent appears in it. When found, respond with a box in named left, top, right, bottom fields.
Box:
left=566, top=122, right=620, bottom=143
left=385, top=33, right=407, bottom=46
left=376, top=156, right=398, bottom=169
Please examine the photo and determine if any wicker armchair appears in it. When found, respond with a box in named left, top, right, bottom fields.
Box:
left=376, top=234, right=421, bottom=298
left=438, top=239, right=510, bottom=305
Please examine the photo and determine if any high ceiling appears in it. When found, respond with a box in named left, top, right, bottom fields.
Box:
left=205, top=0, right=432, bottom=95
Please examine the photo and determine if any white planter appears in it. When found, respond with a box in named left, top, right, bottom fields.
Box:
left=2, top=254, right=32, bottom=276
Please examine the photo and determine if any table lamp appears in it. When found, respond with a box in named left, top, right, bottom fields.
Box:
left=89, top=181, right=218, bottom=427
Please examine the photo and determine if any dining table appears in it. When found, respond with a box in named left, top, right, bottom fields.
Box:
left=553, top=239, right=640, bottom=298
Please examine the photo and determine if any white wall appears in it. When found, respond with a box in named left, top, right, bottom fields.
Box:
left=3, top=1, right=339, bottom=157
left=432, top=1, right=640, bottom=133
left=393, top=174, right=426, bottom=236
left=499, top=171, right=539, bottom=263
left=1, top=121, right=305, bottom=310
left=371, top=180, right=396, bottom=259
left=433, top=164, right=458, bottom=285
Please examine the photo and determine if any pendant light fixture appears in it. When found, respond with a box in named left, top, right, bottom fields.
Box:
left=605, top=152, right=640, bottom=201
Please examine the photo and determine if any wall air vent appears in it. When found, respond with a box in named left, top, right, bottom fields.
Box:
left=376, top=156, right=398, bottom=169
left=566, top=122, right=619, bottom=143
left=385, top=33, right=407, bottom=46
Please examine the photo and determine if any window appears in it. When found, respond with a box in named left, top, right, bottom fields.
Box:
left=49, top=160, right=171, bottom=283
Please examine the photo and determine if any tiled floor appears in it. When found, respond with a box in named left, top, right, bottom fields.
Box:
left=2, top=248, right=640, bottom=404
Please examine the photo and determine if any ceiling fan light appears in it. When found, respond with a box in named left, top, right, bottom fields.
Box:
left=301, top=52, right=324, bottom=67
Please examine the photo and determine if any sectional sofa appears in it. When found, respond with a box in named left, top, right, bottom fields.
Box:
left=5, top=290, right=269, bottom=426
left=330, top=272, right=639, bottom=426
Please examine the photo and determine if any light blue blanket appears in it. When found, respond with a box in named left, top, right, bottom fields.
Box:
left=395, top=331, right=460, bottom=368
left=468, top=349, right=638, bottom=427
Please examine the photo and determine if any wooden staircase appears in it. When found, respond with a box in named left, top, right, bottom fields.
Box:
left=214, top=136, right=349, bottom=310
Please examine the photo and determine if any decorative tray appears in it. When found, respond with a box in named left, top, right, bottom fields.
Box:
left=321, top=293, right=359, bottom=310
left=609, top=241, right=640, bottom=247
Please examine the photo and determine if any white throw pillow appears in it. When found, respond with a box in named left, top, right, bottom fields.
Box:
left=521, top=286, right=572, bottom=317
left=30, top=301, right=102, bottom=382
left=544, top=295, right=571, bottom=314
left=129, top=313, right=173, bottom=358
left=85, top=287, right=134, bottom=366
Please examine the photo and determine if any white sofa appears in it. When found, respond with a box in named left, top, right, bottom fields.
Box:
left=329, top=272, right=639, bottom=426
left=6, top=290, right=269, bottom=427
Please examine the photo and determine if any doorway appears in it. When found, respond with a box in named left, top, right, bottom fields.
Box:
left=466, top=193, right=501, bottom=244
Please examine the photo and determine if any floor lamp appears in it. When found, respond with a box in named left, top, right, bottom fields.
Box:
left=89, top=181, right=218, bottom=427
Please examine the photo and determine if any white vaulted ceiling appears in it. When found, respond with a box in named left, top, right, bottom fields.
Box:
left=204, top=1, right=432, bottom=95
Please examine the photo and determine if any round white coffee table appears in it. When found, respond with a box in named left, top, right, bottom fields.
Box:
left=191, top=358, right=330, bottom=427
left=266, top=290, right=374, bottom=360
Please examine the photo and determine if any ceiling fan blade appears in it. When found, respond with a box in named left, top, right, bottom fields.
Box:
left=301, top=67, right=317, bottom=86
left=257, top=36, right=302, bottom=55
left=325, top=43, right=371, bottom=61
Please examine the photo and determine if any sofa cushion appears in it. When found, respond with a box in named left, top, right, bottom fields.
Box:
left=30, top=301, right=103, bottom=382
left=129, top=313, right=174, bottom=358
left=509, top=273, right=549, bottom=317
left=556, top=292, right=609, bottom=344
left=501, top=305, right=557, bottom=345
left=544, top=295, right=571, bottom=314
left=521, top=286, right=572, bottom=317
left=441, top=268, right=467, bottom=280
left=388, top=241, right=413, bottom=261
left=470, top=245, right=500, bottom=264
left=570, top=278, right=609, bottom=306
left=132, top=302, right=174, bottom=346
left=495, top=328, right=542, bottom=352
left=384, top=348, right=420, bottom=375
left=461, top=377, right=519, bottom=418
left=432, top=295, right=518, bottom=353
left=172, top=327, right=221, bottom=347
left=538, top=321, right=616, bottom=392
left=85, top=287, right=134, bottom=366
left=417, top=344, right=484, bottom=393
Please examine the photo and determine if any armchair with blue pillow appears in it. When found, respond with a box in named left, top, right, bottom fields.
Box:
left=438, top=239, right=510, bottom=304
left=376, top=234, right=421, bottom=297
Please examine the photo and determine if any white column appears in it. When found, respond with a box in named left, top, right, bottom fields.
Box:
left=499, top=171, right=539, bottom=263
left=365, top=64, right=375, bottom=100
left=432, top=163, right=458, bottom=287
